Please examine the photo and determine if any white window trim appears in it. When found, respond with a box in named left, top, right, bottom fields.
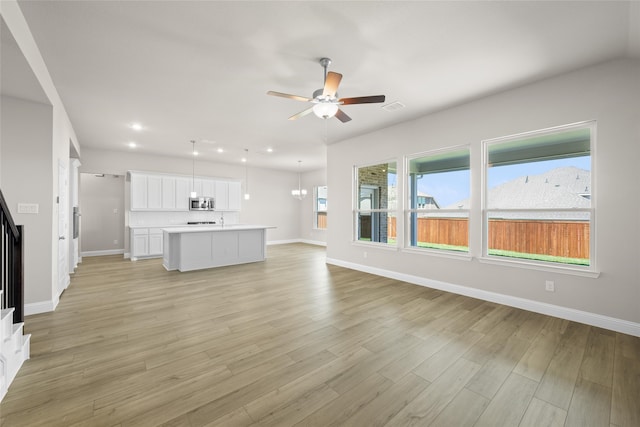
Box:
left=353, top=160, right=399, bottom=246
left=480, top=120, right=598, bottom=275
left=404, top=145, right=471, bottom=255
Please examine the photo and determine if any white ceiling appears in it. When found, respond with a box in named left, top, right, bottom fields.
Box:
left=6, top=1, right=639, bottom=172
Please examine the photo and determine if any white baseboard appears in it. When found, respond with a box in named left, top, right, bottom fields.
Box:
left=300, top=239, right=327, bottom=247
left=24, top=298, right=58, bottom=316
left=326, top=257, right=640, bottom=338
left=268, top=239, right=326, bottom=246
left=81, top=249, right=125, bottom=257
left=267, top=239, right=301, bottom=245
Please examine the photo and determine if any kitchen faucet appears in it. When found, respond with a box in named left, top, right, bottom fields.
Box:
left=220, top=212, right=224, bottom=227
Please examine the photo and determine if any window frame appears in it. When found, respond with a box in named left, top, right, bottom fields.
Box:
left=313, top=185, right=327, bottom=230
left=404, top=145, right=472, bottom=258
left=353, top=159, right=398, bottom=247
left=480, top=121, right=597, bottom=276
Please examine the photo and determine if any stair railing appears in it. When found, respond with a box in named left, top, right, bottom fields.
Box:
left=0, top=189, right=24, bottom=324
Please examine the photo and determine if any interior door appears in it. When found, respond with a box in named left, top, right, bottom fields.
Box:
left=58, top=160, right=70, bottom=296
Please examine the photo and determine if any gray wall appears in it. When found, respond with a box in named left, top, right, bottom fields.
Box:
left=0, top=95, right=54, bottom=305
left=79, top=173, right=125, bottom=253
left=327, top=59, right=640, bottom=326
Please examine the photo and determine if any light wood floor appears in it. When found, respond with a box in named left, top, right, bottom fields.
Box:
left=1, top=243, right=639, bottom=426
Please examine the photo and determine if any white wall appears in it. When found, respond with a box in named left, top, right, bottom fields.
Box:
left=300, top=168, right=327, bottom=245
left=327, top=59, right=640, bottom=332
left=79, top=148, right=302, bottom=243
left=79, top=173, right=125, bottom=254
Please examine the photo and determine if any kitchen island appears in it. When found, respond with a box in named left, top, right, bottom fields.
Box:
left=162, top=225, right=275, bottom=272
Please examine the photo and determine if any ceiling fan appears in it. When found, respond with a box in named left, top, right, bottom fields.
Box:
left=267, top=58, right=385, bottom=123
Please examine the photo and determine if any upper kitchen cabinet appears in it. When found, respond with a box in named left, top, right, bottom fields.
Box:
left=129, top=172, right=241, bottom=212
left=130, top=172, right=181, bottom=211
left=214, top=180, right=241, bottom=211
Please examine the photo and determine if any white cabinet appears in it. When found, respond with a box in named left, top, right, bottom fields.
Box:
left=149, top=228, right=163, bottom=255
left=176, top=177, right=190, bottom=210
left=228, top=181, right=241, bottom=210
left=162, top=177, right=176, bottom=209
left=132, top=229, right=149, bottom=258
left=202, top=179, right=215, bottom=198
left=214, top=180, right=242, bottom=211
left=147, top=176, right=162, bottom=209
left=129, top=172, right=241, bottom=212
left=215, top=181, right=229, bottom=210
left=131, top=227, right=163, bottom=260
left=131, top=174, right=148, bottom=210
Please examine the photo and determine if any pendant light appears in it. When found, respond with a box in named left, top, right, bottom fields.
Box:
left=291, top=160, right=307, bottom=200
left=243, top=148, right=250, bottom=200
left=190, top=140, right=197, bottom=198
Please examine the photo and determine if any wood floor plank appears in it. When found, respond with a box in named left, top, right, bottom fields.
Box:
left=579, top=327, right=615, bottom=387
left=1, top=245, right=637, bottom=427
left=519, top=397, right=567, bottom=427
left=611, top=352, right=640, bottom=427
left=339, top=373, right=430, bottom=427
left=513, top=327, right=562, bottom=382
left=385, top=357, right=481, bottom=426
left=411, top=329, right=484, bottom=382
left=289, top=372, right=392, bottom=426
left=428, top=387, right=490, bottom=427
left=535, top=341, right=585, bottom=410
left=473, top=372, right=538, bottom=427
left=565, top=377, right=612, bottom=427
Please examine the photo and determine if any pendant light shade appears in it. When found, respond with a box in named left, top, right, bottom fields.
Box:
left=291, top=160, right=307, bottom=200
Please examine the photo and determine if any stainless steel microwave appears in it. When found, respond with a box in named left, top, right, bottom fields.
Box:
left=189, top=197, right=215, bottom=211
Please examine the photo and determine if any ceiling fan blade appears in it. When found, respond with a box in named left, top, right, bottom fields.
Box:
left=339, top=95, right=386, bottom=105
left=267, top=91, right=312, bottom=102
left=323, top=72, right=342, bottom=97
left=334, top=109, right=352, bottom=123
left=288, top=107, right=314, bottom=121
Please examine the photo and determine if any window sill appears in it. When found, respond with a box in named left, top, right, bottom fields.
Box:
left=477, top=256, right=600, bottom=278
left=351, top=241, right=398, bottom=251
left=402, top=247, right=473, bottom=261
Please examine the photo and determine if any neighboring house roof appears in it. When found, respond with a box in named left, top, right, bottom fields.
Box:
left=443, top=166, right=591, bottom=220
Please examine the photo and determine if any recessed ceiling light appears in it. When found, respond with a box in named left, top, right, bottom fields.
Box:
left=130, top=122, right=143, bottom=131
left=193, top=151, right=199, bottom=156
left=241, top=157, right=247, bottom=163
left=128, top=142, right=137, bottom=148
left=217, top=148, right=224, bottom=153
left=266, top=147, right=273, bottom=153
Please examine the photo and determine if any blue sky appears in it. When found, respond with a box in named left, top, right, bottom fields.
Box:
left=414, top=156, right=591, bottom=207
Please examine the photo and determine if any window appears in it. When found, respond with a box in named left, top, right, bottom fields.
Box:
left=483, top=122, right=594, bottom=269
left=355, top=161, right=397, bottom=245
left=406, top=147, right=470, bottom=253
left=314, top=185, right=327, bottom=229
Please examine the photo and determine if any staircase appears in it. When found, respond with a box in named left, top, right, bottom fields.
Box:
left=1, top=189, right=30, bottom=402
left=0, top=300, right=30, bottom=401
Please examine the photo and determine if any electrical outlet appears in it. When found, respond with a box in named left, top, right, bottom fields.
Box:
left=545, top=280, right=555, bottom=292
left=113, top=208, right=118, bottom=214
left=113, top=240, right=118, bottom=245
left=363, top=251, right=368, bottom=259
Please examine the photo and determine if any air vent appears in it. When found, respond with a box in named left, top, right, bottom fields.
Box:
left=382, top=101, right=405, bottom=112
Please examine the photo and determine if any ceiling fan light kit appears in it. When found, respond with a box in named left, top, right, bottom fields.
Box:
left=267, top=57, right=385, bottom=123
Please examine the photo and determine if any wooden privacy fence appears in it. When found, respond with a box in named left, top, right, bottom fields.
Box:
left=388, top=217, right=590, bottom=259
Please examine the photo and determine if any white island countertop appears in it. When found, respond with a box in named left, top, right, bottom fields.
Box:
left=162, top=225, right=275, bottom=272
left=162, top=224, right=274, bottom=234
